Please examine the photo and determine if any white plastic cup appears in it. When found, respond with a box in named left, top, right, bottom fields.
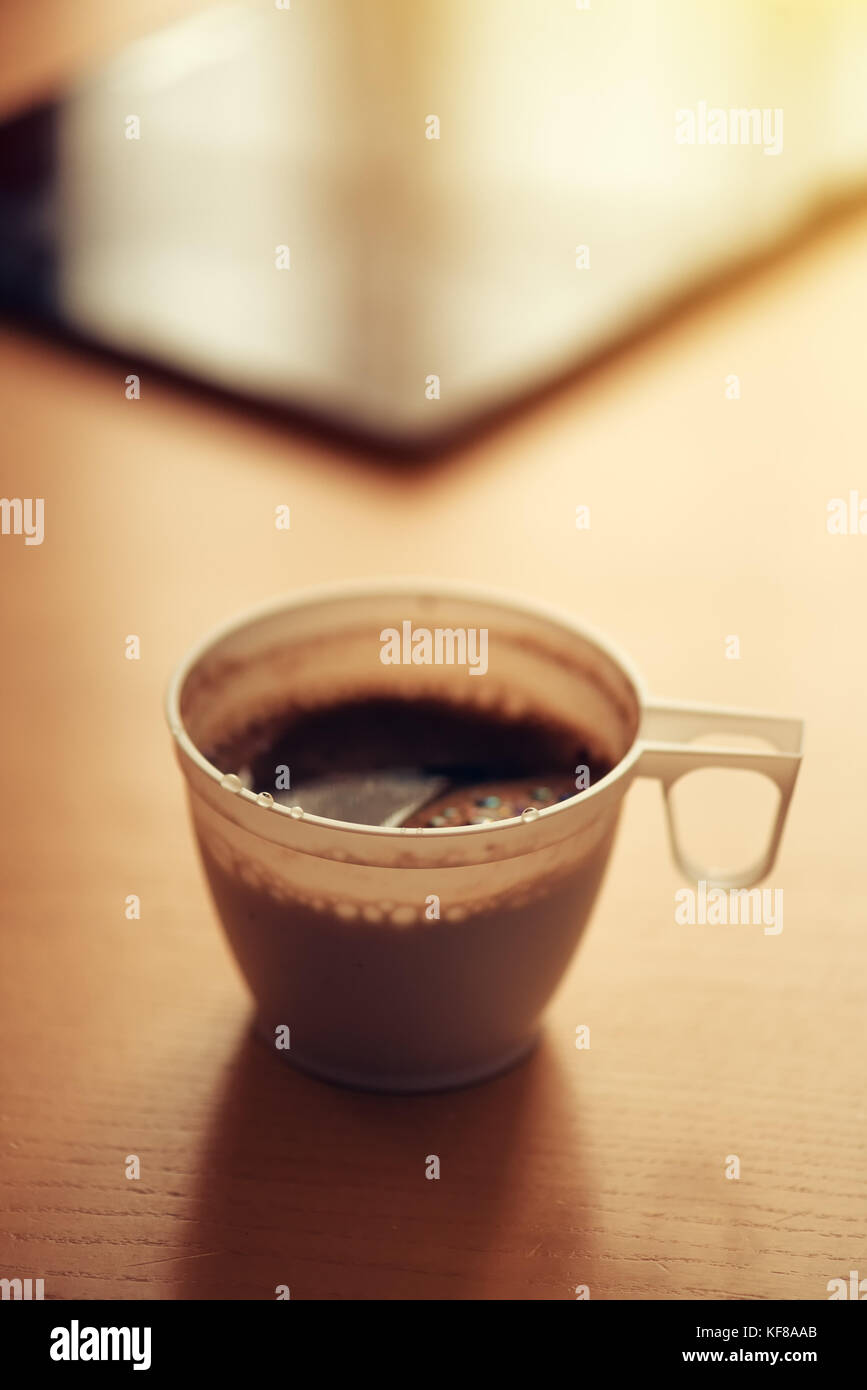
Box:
left=166, top=581, right=803, bottom=1092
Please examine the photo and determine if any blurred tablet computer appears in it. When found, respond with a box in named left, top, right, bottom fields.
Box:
left=1, top=1, right=865, bottom=447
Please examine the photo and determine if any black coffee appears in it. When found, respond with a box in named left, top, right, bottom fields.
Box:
left=207, top=696, right=612, bottom=827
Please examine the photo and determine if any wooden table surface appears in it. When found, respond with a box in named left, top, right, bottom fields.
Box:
left=1, top=3, right=866, bottom=1302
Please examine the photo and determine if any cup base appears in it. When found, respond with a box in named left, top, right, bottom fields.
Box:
left=256, top=1021, right=540, bottom=1094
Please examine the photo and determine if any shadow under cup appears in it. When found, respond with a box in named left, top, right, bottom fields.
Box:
left=168, top=587, right=643, bottom=1092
